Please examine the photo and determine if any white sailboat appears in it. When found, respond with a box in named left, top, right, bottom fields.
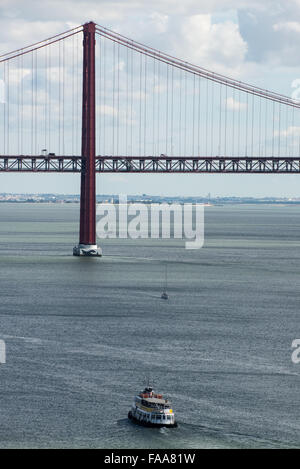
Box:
left=161, top=264, right=169, bottom=300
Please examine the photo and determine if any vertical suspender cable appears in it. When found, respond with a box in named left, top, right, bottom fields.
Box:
left=211, top=80, right=214, bottom=157
left=18, top=55, right=20, bottom=154
left=272, top=101, right=275, bottom=156
left=298, top=110, right=300, bottom=160
left=58, top=41, right=61, bottom=154
left=103, top=36, right=106, bottom=155
left=224, top=83, right=227, bottom=157
left=72, top=34, right=75, bottom=155
left=44, top=44, right=47, bottom=152
left=117, top=42, right=120, bottom=156
left=291, top=106, right=295, bottom=157
left=2, top=62, right=5, bottom=154
left=171, top=65, right=174, bottom=156
left=184, top=71, right=187, bottom=155
left=21, top=52, right=24, bottom=153
left=7, top=61, right=9, bottom=154
left=112, top=41, right=115, bottom=155
left=35, top=50, right=38, bottom=154
left=126, top=46, right=129, bottom=156
left=165, top=63, right=168, bottom=155
left=232, top=88, right=235, bottom=157
left=258, top=97, right=261, bottom=157
left=197, top=76, right=201, bottom=156
left=218, top=84, right=222, bottom=156
left=251, top=93, right=254, bottom=156
left=62, top=39, right=65, bottom=155
left=144, top=54, right=147, bottom=157
left=205, top=79, right=208, bottom=156
left=139, top=52, right=142, bottom=156
left=49, top=42, right=51, bottom=153
left=285, top=103, right=288, bottom=157
left=3, top=61, right=6, bottom=154
left=238, top=88, right=241, bottom=156
left=77, top=32, right=80, bottom=154
left=192, top=73, right=195, bottom=157
left=157, top=58, right=160, bottom=155
left=278, top=103, right=281, bottom=157
left=179, top=67, right=182, bottom=156
left=245, top=91, right=248, bottom=157
left=130, top=43, right=133, bottom=155
left=31, top=54, right=33, bottom=155
left=265, top=99, right=268, bottom=157
left=152, top=56, right=155, bottom=156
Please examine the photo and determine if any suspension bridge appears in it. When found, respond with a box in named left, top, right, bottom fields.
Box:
left=1, top=21, right=300, bottom=255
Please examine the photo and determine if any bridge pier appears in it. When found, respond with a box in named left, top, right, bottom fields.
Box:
left=73, top=21, right=101, bottom=257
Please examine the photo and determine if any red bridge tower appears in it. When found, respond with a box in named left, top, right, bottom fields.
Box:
left=73, top=22, right=101, bottom=257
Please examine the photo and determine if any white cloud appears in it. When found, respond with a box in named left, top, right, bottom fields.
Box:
left=226, top=96, right=247, bottom=110
left=96, top=103, right=136, bottom=125
left=113, top=61, right=126, bottom=72
left=178, top=14, right=247, bottom=76
left=238, top=3, right=300, bottom=67
left=97, top=104, right=117, bottom=117
left=154, top=83, right=166, bottom=94
left=149, top=12, right=168, bottom=33
left=275, top=126, right=300, bottom=137
left=273, top=21, right=300, bottom=33
left=291, top=78, right=300, bottom=101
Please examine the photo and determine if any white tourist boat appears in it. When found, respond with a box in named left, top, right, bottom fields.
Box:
left=128, top=385, right=177, bottom=428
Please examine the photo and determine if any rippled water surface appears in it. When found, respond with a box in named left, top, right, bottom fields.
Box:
left=0, top=202, right=300, bottom=448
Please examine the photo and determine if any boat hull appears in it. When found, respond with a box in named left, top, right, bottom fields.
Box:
left=128, top=411, right=178, bottom=428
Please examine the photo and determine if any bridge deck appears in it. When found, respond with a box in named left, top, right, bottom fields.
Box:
left=1, top=156, right=300, bottom=173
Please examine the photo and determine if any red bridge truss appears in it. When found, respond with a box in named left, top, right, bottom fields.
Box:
left=2, top=155, right=300, bottom=173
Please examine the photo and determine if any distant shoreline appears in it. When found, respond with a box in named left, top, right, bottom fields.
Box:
left=1, top=199, right=300, bottom=206
left=1, top=192, right=300, bottom=206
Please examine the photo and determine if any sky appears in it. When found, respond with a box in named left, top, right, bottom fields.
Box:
left=1, top=0, right=300, bottom=197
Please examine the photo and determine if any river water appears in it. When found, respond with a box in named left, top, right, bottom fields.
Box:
left=0, top=202, right=299, bottom=448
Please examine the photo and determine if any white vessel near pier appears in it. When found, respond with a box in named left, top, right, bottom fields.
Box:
left=73, top=244, right=102, bottom=256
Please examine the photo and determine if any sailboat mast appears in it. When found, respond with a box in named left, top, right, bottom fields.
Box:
left=165, top=264, right=168, bottom=291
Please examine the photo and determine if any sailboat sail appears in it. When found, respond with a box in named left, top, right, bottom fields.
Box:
left=161, top=264, right=169, bottom=300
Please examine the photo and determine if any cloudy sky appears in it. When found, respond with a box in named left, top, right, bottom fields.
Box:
left=1, top=0, right=300, bottom=197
